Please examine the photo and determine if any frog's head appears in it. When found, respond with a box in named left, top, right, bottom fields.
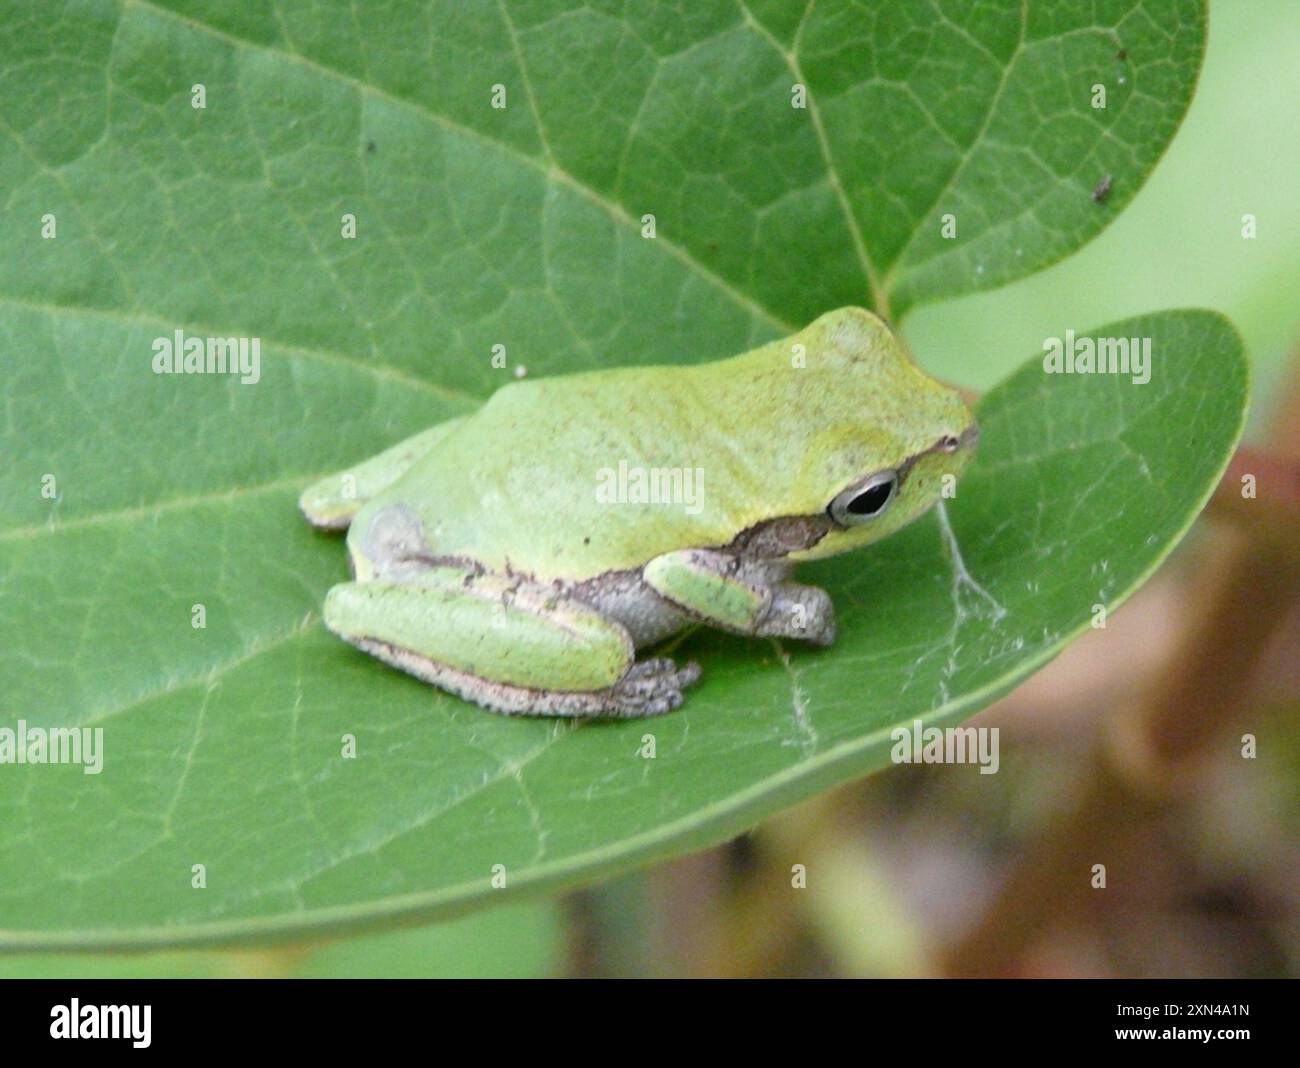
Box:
left=780, top=307, right=979, bottom=561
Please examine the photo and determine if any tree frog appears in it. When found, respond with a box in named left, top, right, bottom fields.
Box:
left=300, top=307, right=978, bottom=718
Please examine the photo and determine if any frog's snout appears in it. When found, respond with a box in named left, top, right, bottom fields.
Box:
left=961, top=422, right=980, bottom=449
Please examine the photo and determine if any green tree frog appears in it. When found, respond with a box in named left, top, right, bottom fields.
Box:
left=300, top=307, right=978, bottom=718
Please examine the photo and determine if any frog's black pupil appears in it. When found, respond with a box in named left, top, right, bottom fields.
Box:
left=849, top=481, right=893, bottom=515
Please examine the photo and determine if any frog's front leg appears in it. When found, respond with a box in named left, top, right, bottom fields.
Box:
left=323, top=566, right=700, bottom=718
left=643, top=549, right=836, bottom=646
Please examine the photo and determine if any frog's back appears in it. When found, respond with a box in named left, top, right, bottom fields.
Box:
left=372, top=308, right=946, bottom=581
left=383, top=360, right=759, bottom=579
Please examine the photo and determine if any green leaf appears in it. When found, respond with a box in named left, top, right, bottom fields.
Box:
left=0, top=306, right=1246, bottom=947
left=0, top=901, right=562, bottom=977
left=0, top=1, right=1222, bottom=948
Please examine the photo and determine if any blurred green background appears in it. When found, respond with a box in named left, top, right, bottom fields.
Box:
left=4, top=0, right=1296, bottom=978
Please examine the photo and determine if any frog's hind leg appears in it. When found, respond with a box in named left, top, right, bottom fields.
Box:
left=352, top=641, right=700, bottom=718
left=323, top=569, right=700, bottom=718
left=299, top=416, right=467, bottom=531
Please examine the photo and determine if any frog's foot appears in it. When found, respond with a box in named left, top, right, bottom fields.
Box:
left=606, top=657, right=702, bottom=718
left=760, top=583, right=836, bottom=646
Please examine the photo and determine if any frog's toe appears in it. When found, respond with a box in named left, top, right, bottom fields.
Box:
left=676, top=660, right=703, bottom=688
left=607, top=657, right=701, bottom=718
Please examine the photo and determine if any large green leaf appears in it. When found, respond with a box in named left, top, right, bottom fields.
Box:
left=0, top=1, right=1223, bottom=947
left=0, top=307, right=1246, bottom=947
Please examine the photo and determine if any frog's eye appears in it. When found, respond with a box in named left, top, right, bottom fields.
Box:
left=828, top=471, right=898, bottom=526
